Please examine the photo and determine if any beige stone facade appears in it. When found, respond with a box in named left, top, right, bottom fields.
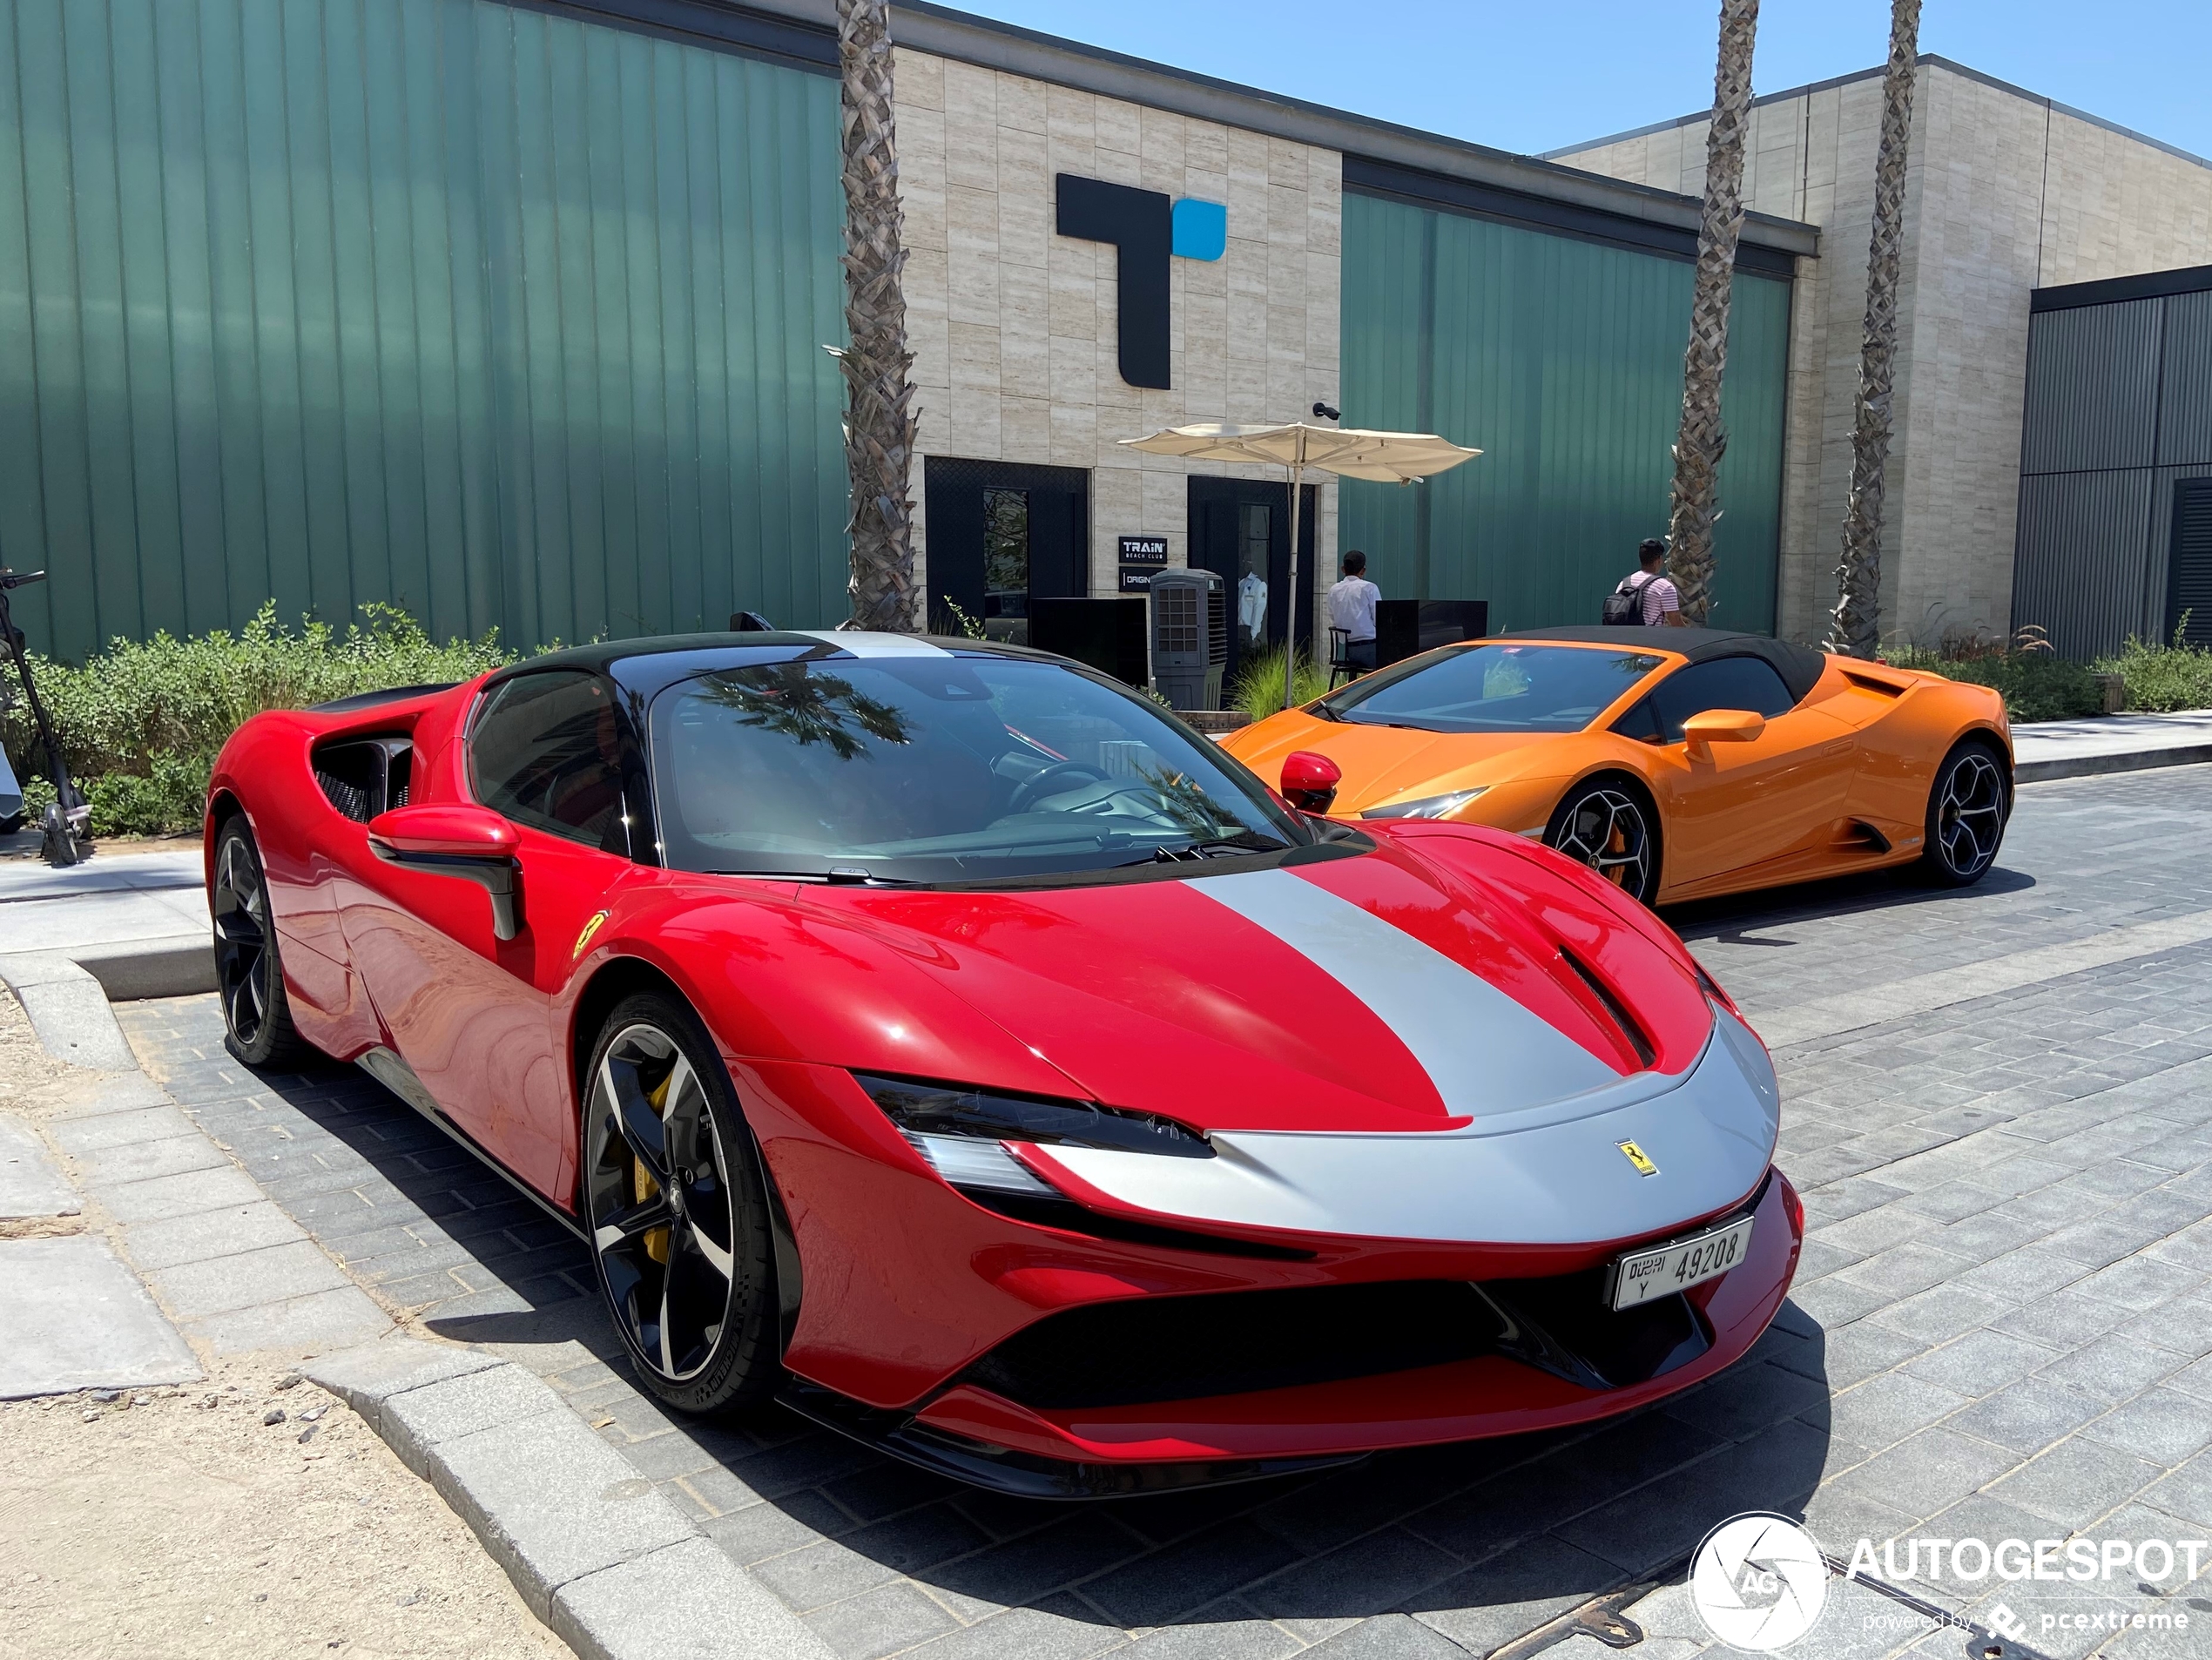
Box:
left=1555, top=58, right=2212, bottom=646
left=894, top=46, right=1343, bottom=619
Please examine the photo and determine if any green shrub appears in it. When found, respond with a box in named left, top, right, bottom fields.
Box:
left=1229, top=644, right=1332, bottom=720
left=1879, top=642, right=2104, bottom=723
left=3, top=604, right=526, bottom=838
left=2095, top=619, right=2212, bottom=713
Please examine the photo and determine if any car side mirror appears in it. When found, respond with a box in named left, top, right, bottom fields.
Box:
left=367, top=804, right=526, bottom=941
left=1281, top=751, right=1343, bottom=815
left=1681, top=709, right=1766, bottom=758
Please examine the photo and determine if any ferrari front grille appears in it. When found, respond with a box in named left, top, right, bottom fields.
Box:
left=956, top=1271, right=1714, bottom=1412
left=960, top=1281, right=1503, bottom=1410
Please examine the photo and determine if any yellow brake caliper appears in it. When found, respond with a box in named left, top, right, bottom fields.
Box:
left=634, top=1072, right=672, bottom=1264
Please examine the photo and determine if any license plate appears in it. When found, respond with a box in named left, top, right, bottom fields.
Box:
left=1610, top=1217, right=1754, bottom=1311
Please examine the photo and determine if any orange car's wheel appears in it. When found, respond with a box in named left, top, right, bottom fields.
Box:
left=1545, top=779, right=1661, bottom=906
left=1919, top=739, right=2011, bottom=887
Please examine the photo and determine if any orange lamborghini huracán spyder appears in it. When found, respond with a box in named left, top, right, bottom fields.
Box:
left=1223, top=626, right=2013, bottom=907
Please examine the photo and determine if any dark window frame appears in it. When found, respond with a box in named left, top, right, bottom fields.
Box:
left=468, top=670, right=657, bottom=862
left=1618, top=654, right=1799, bottom=746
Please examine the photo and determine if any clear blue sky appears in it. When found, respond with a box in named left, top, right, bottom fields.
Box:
left=950, top=2, right=2211, bottom=165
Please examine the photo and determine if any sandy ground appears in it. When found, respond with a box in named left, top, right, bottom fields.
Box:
left=0, top=993, right=572, bottom=1660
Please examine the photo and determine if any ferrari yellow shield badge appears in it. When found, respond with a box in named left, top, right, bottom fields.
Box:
left=1616, top=1140, right=1658, bottom=1178
left=571, top=910, right=610, bottom=961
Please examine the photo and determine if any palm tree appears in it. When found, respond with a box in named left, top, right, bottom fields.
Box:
left=833, top=0, right=920, bottom=631
left=1664, top=0, right=1761, bottom=626
left=1827, top=0, right=1922, bottom=659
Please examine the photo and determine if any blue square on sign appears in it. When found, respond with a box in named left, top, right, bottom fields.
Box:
left=1171, top=198, right=1226, bottom=261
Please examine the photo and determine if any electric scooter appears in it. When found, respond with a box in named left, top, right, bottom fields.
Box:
left=0, top=569, right=91, bottom=866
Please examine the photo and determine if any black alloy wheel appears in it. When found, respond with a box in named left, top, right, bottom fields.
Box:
left=1545, top=780, right=1662, bottom=906
left=583, top=994, right=778, bottom=1414
left=212, top=819, right=312, bottom=1067
left=1920, top=740, right=2010, bottom=887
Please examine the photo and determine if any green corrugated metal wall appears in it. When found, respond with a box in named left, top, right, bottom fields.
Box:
left=1339, top=190, right=1791, bottom=636
left=0, top=0, right=847, bottom=663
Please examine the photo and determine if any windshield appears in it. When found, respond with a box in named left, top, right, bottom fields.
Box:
left=649, top=652, right=1306, bottom=883
left=1320, top=644, right=1664, bottom=734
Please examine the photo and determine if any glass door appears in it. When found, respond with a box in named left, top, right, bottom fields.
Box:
left=981, top=488, right=1030, bottom=644
left=1236, top=502, right=1273, bottom=654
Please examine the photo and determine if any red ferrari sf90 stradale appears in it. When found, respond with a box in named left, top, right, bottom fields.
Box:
left=206, top=631, right=1802, bottom=1496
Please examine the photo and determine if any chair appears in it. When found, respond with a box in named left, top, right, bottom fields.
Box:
left=1327, top=625, right=1357, bottom=689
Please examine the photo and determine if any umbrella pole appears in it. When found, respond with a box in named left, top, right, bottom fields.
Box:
left=1283, top=458, right=1303, bottom=716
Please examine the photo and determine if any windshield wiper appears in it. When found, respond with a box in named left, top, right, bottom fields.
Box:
left=1308, top=700, right=1343, bottom=722
left=1123, top=833, right=1291, bottom=867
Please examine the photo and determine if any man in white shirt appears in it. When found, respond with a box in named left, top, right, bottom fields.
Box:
left=1326, top=550, right=1380, bottom=671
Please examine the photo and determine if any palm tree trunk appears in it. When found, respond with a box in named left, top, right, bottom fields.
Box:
left=835, top=0, right=919, bottom=631
left=1665, top=0, right=1760, bottom=626
left=1827, top=0, right=1921, bottom=658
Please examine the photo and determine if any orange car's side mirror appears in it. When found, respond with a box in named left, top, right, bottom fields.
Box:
left=1681, top=709, right=1766, bottom=757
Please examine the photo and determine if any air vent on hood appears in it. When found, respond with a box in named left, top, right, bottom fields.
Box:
left=1561, top=950, right=1656, bottom=1070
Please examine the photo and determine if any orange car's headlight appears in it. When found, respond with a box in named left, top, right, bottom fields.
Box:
left=1360, top=786, right=1489, bottom=820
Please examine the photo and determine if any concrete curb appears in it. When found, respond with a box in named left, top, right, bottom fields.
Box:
left=69, top=935, right=217, bottom=1000
left=2014, top=741, right=2212, bottom=783
left=307, top=1340, right=835, bottom=1660
left=0, top=936, right=212, bottom=1069
left=0, top=954, right=138, bottom=1069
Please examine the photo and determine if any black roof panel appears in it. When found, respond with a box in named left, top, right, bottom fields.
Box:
left=1497, top=625, right=1831, bottom=704
left=480, top=631, right=1042, bottom=683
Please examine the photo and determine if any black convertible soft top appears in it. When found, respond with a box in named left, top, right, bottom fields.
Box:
left=1498, top=625, right=1831, bottom=705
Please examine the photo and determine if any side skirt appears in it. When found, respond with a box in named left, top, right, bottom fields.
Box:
left=355, top=1046, right=589, bottom=1245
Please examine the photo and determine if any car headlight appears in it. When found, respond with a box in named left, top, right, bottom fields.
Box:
left=856, top=1075, right=1212, bottom=1198
left=1361, top=786, right=1488, bottom=820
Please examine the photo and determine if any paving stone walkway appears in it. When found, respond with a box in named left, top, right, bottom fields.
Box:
left=118, top=763, right=2212, bottom=1660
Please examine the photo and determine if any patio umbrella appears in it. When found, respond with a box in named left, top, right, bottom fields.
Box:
left=1118, top=419, right=1481, bottom=714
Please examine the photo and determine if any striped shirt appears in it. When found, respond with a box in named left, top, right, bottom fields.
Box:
left=1627, top=570, right=1680, bottom=626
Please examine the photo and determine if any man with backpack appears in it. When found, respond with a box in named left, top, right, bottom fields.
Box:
left=1605, top=537, right=1688, bottom=628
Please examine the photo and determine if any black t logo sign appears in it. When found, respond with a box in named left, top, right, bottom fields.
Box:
left=1055, top=175, right=1171, bottom=390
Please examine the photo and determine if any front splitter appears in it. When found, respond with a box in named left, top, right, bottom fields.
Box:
left=775, top=1378, right=1362, bottom=1501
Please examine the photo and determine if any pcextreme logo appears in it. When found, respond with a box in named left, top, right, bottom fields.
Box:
left=1055, top=174, right=1226, bottom=389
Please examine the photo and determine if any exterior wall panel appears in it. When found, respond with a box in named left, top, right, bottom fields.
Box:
left=1339, top=190, right=1789, bottom=635
left=2158, top=292, right=2212, bottom=468
left=2012, top=469, right=2156, bottom=656
left=2018, top=299, right=2161, bottom=476
left=0, top=0, right=847, bottom=661
left=2013, top=278, right=2212, bottom=656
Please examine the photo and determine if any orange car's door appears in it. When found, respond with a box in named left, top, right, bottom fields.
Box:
left=1633, top=656, right=1858, bottom=888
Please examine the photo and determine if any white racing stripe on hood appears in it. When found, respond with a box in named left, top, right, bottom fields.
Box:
left=792, top=630, right=951, bottom=658
left=1184, top=867, right=1618, bottom=1119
